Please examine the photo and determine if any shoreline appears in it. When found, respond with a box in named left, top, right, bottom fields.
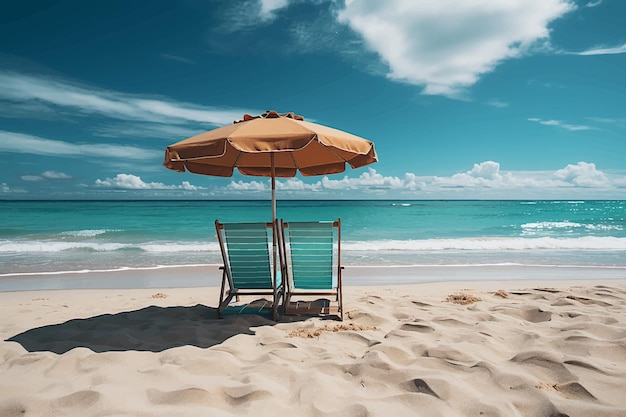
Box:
left=1, top=263, right=625, bottom=292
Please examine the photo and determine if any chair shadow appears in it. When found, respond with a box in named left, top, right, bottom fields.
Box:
left=6, top=303, right=277, bottom=354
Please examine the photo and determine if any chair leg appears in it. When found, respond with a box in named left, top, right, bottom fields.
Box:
left=218, top=269, right=233, bottom=318
left=272, top=288, right=280, bottom=321
left=338, top=288, right=344, bottom=321
left=218, top=294, right=234, bottom=318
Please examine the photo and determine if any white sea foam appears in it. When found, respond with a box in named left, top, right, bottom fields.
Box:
left=521, top=221, right=623, bottom=233
left=60, top=229, right=121, bottom=237
left=343, top=236, right=626, bottom=251
left=0, top=240, right=220, bottom=253
left=140, top=243, right=218, bottom=252
left=0, top=241, right=128, bottom=252
left=2, top=236, right=626, bottom=254
left=0, top=264, right=216, bottom=278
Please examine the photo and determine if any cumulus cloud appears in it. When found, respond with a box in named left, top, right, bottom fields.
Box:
left=554, top=162, right=610, bottom=187
left=1, top=182, right=26, bottom=194
left=227, top=177, right=326, bottom=193
left=434, top=161, right=622, bottom=194
left=528, top=118, right=594, bottom=131
left=228, top=180, right=269, bottom=191
left=95, top=174, right=202, bottom=190
left=217, top=161, right=625, bottom=198
left=0, top=131, right=160, bottom=159
left=467, top=161, right=501, bottom=179
left=277, top=178, right=322, bottom=191
left=337, top=0, right=575, bottom=97
left=320, top=168, right=409, bottom=190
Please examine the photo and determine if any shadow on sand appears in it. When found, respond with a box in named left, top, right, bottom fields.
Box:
left=6, top=297, right=338, bottom=354
left=6, top=303, right=279, bottom=354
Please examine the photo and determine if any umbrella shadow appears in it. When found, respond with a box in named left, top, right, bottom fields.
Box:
left=6, top=303, right=278, bottom=354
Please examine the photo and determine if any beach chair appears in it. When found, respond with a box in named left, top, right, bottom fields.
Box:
left=215, top=220, right=282, bottom=321
left=279, top=219, right=343, bottom=321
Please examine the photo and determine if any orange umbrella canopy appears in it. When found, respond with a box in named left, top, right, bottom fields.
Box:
left=163, top=110, right=377, bottom=178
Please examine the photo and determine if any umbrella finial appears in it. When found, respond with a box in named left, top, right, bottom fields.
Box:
left=237, top=111, right=305, bottom=123
left=264, top=110, right=280, bottom=118
left=284, top=112, right=304, bottom=120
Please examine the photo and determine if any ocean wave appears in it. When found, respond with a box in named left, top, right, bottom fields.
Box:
left=0, top=240, right=219, bottom=253
left=0, top=264, right=215, bottom=278
left=2, top=236, right=626, bottom=254
left=60, top=229, right=122, bottom=237
left=342, top=236, right=626, bottom=251
left=521, top=221, right=623, bottom=233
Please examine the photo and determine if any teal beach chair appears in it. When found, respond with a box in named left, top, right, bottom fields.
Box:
left=215, top=220, right=282, bottom=321
left=279, top=219, right=343, bottom=320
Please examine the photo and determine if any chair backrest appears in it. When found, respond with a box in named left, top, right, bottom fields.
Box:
left=281, top=220, right=339, bottom=290
left=216, top=221, right=276, bottom=289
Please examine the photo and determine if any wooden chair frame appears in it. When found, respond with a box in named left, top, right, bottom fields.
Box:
left=215, top=220, right=283, bottom=321
left=278, top=218, right=343, bottom=320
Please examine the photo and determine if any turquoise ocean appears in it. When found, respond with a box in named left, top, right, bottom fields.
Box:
left=1, top=200, right=625, bottom=277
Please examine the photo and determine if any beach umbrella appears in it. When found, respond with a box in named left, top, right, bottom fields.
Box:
left=163, top=110, right=378, bottom=223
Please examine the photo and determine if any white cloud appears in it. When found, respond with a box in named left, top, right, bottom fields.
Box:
left=337, top=0, right=575, bottom=97
left=554, top=162, right=610, bottom=187
left=0, top=71, right=255, bottom=126
left=218, top=0, right=297, bottom=32
left=217, top=161, right=626, bottom=199
left=0, top=131, right=160, bottom=159
left=585, top=1, right=602, bottom=7
left=95, top=174, right=202, bottom=190
left=20, top=171, right=71, bottom=181
left=1, top=182, right=27, bottom=194
left=228, top=180, right=269, bottom=191
left=486, top=99, right=509, bottom=108
left=259, top=0, right=290, bottom=20
left=428, top=161, right=623, bottom=195
left=21, top=175, right=43, bottom=182
left=160, top=53, right=196, bottom=64
left=577, top=43, right=626, bottom=56
left=91, top=122, right=202, bottom=139
left=42, top=171, right=72, bottom=179
left=277, top=178, right=322, bottom=191
left=467, top=161, right=500, bottom=179
left=320, top=168, right=408, bottom=190
left=528, top=117, right=594, bottom=131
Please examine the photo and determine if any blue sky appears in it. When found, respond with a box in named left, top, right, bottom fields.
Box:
left=1, top=0, right=625, bottom=200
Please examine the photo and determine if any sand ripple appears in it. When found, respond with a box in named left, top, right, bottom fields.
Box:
left=1, top=283, right=625, bottom=416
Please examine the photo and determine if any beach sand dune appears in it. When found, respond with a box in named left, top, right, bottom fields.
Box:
left=1, top=281, right=625, bottom=416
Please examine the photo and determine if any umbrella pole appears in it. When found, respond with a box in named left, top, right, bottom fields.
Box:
left=270, top=153, right=278, bottom=295
left=271, top=152, right=276, bottom=224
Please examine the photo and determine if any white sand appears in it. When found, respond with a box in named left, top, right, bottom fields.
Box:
left=1, top=278, right=626, bottom=416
